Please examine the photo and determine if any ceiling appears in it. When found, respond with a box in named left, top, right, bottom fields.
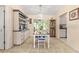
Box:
left=22, top=5, right=64, bottom=15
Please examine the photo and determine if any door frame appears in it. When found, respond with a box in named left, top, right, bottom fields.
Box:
left=0, top=6, right=5, bottom=50
left=4, top=6, right=5, bottom=50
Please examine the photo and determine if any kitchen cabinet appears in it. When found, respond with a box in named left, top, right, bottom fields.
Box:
left=60, top=29, right=67, bottom=38
left=59, top=13, right=67, bottom=38
left=60, top=24, right=67, bottom=38
left=13, top=10, right=27, bottom=45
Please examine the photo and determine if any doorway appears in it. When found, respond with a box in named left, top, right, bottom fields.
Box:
left=49, top=20, right=56, bottom=37
left=0, top=6, right=5, bottom=49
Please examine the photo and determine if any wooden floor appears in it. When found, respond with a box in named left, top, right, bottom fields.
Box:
left=0, top=37, right=76, bottom=53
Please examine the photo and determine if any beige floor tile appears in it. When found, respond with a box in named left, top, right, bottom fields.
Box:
left=0, top=37, right=76, bottom=53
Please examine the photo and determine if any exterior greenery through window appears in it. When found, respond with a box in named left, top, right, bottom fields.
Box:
left=33, top=19, right=48, bottom=34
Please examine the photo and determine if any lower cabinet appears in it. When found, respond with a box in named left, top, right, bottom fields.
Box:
left=14, top=32, right=25, bottom=45
left=60, top=29, right=67, bottom=38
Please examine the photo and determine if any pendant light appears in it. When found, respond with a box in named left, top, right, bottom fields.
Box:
left=37, top=5, right=43, bottom=19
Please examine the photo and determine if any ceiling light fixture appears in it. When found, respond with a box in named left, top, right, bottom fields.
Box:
left=37, top=5, right=43, bottom=19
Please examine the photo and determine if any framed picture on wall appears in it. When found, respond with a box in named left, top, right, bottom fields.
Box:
left=69, top=8, right=79, bottom=21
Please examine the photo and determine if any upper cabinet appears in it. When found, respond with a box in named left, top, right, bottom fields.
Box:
left=13, top=10, right=28, bottom=32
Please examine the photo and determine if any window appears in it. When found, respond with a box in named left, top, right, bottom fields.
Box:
left=33, top=19, right=48, bottom=34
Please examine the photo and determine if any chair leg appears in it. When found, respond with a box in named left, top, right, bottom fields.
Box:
left=38, top=40, right=39, bottom=48
left=44, top=40, right=45, bottom=48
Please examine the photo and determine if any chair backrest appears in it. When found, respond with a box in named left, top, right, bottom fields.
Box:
left=35, top=35, right=46, bottom=40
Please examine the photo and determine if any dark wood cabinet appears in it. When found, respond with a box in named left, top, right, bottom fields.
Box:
left=49, top=20, right=56, bottom=37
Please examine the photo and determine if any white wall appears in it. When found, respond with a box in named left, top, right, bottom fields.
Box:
left=5, top=6, right=13, bottom=49
left=56, top=5, right=79, bottom=51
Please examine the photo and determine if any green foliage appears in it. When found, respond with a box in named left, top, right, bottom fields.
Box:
left=34, top=19, right=48, bottom=34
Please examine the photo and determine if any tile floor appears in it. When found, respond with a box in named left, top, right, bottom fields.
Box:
left=0, top=37, right=77, bottom=53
